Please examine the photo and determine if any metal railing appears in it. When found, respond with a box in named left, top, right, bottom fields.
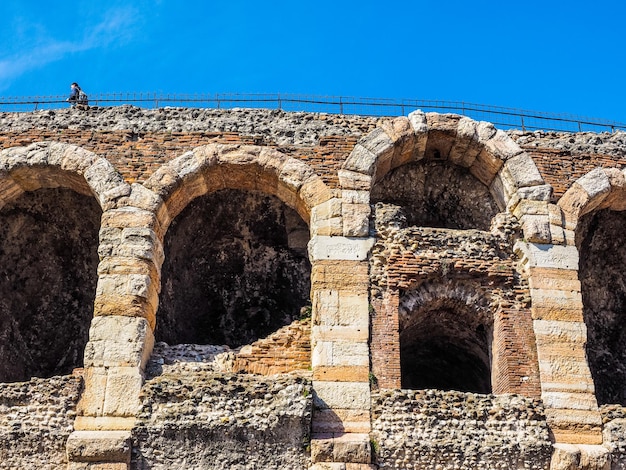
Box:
left=0, top=92, right=624, bottom=133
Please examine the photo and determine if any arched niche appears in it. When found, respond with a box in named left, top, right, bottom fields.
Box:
left=399, top=284, right=493, bottom=394
left=371, top=160, right=500, bottom=230
left=577, top=209, right=626, bottom=405
left=0, top=143, right=125, bottom=381
left=156, top=188, right=311, bottom=347
left=144, top=144, right=331, bottom=348
left=558, top=167, right=626, bottom=405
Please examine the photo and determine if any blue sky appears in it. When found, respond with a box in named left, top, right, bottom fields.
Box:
left=1, top=0, right=625, bottom=122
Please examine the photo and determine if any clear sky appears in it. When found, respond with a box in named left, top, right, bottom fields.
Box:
left=1, top=0, right=625, bottom=122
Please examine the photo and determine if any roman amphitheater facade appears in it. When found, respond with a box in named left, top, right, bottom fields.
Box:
left=0, top=106, right=624, bottom=469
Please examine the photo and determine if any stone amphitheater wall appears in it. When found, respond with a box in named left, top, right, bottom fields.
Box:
left=0, top=106, right=624, bottom=469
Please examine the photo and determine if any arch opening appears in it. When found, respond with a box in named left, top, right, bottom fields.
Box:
left=0, top=187, right=101, bottom=382
left=399, top=305, right=492, bottom=394
left=157, top=188, right=311, bottom=347
left=577, top=208, right=626, bottom=405
left=371, top=161, right=499, bottom=230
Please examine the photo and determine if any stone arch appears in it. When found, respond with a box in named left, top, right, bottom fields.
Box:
left=0, top=142, right=129, bottom=382
left=398, top=281, right=494, bottom=393
left=143, top=143, right=333, bottom=235
left=558, top=167, right=626, bottom=405
left=142, top=144, right=331, bottom=350
left=0, top=141, right=131, bottom=210
left=340, top=111, right=550, bottom=239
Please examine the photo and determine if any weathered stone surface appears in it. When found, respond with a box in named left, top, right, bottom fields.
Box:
left=371, top=389, right=552, bottom=470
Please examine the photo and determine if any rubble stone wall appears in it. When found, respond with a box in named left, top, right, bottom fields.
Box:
left=371, top=388, right=552, bottom=470
left=0, top=375, right=82, bottom=469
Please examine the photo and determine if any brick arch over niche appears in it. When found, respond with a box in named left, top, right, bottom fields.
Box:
left=557, top=167, right=626, bottom=405
left=398, top=282, right=494, bottom=394
left=142, top=144, right=331, bottom=352
left=339, top=111, right=550, bottom=239
left=0, top=142, right=129, bottom=382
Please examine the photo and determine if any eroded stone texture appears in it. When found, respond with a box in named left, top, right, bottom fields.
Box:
left=371, top=161, right=500, bottom=230
left=601, top=405, right=626, bottom=468
left=157, top=189, right=311, bottom=348
left=371, top=389, right=552, bottom=470
left=0, top=187, right=100, bottom=381
left=577, top=209, right=626, bottom=405
left=132, top=372, right=312, bottom=469
left=0, top=374, right=82, bottom=469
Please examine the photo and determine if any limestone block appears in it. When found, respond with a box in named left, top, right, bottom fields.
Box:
left=332, top=342, right=369, bottom=366
left=313, top=408, right=371, bottom=434
left=66, top=430, right=131, bottom=463
left=103, top=367, right=143, bottom=417
left=489, top=173, right=513, bottom=211
left=577, top=444, right=610, bottom=470
left=379, top=116, right=416, bottom=168
left=529, top=272, right=581, bottom=292
left=333, top=433, right=371, bottom=464
left=313, top=365, right=370, bottom=382
left=300, top=177, right=332, bottom=213
left=482, top=128, right=523, bottom=161
left=308, top=236, right=375, bottom=262
left=61, top=145, right=100, bottom=173
left=542, top=391, right=598, bottom=411
left=504, top=152, right=544, bottom=188
left=313, top=289, right=340, bottom=325
left=342, top=203, right=370, bottom=237
left=313, top=382, right=371, bottom=410
left=77, top=367, right=108, bottom=417
left=530, top=288, right=584, bottom=321
left=93, top=293, right=156, bottom=329
left=519, top=184, right=553, bottom=202
left=545, top=409, right=603, bottom=445
left=341, top=190, right=370, bottom=205
left=277, top=158, right=315, bottom=193
left=550, top=224, right=566, bottom=246
left=96, top=274, right=154, bottom=301
left=338, top=169, right=372, bottom=191
left=533, top=319, right=587, bottom=342
left=67, top=464, right=128, bottom=470
left=577, top=168, right=612, bottom=201
left=83, top=316, right=154, bottom=369
left=84, top=158, right=129, bottom=206
left=515, top=242, right=579, bottom=271
left=448, top=117, right=481, bottom=167
left=73, top=416, right=136, bottom=431
left=470, top=147, right=504, bottom=186
left=312, top=341, right=333, bottom=367
left=125, top=184, right=170, bottom=232
left=313, top=326, right=368, bottom=342
left=520, top=214, right=552, bottom=244
left=343, top=144, right=378, bottom=176
left=311, top=340, right=369, bottom=367
left=550, top=443, right=581, bottom=470
left=312, top=217, right=343, bottom=237
left=337, top=294, right=369, bottom=327
left=312, top=198, right=343, bottom=223
left=513, top=199, right=550, bottom=218
left=407, top=110, right=428, bottom=159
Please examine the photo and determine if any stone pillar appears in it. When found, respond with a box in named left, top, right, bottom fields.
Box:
left=308, top=236, right=375, bottom=469
left=516, top=241, right=610, bottom=467
left=66, top=205, right=161, bottom=469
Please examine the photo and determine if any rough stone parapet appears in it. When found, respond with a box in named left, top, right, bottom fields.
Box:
left=132, top=372, right=312, bottom=469
left=371, top=388, right=552, bottom=469
left=0, top=374, right=82, bottom=469
left=0, top=106, right=379, bottom=146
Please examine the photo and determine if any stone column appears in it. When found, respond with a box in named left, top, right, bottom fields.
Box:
left=516, top=241, right=609, bottom=468
left=66, top=201, right=162, bottom=469
left=308, top=235, right=375, bottom=469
